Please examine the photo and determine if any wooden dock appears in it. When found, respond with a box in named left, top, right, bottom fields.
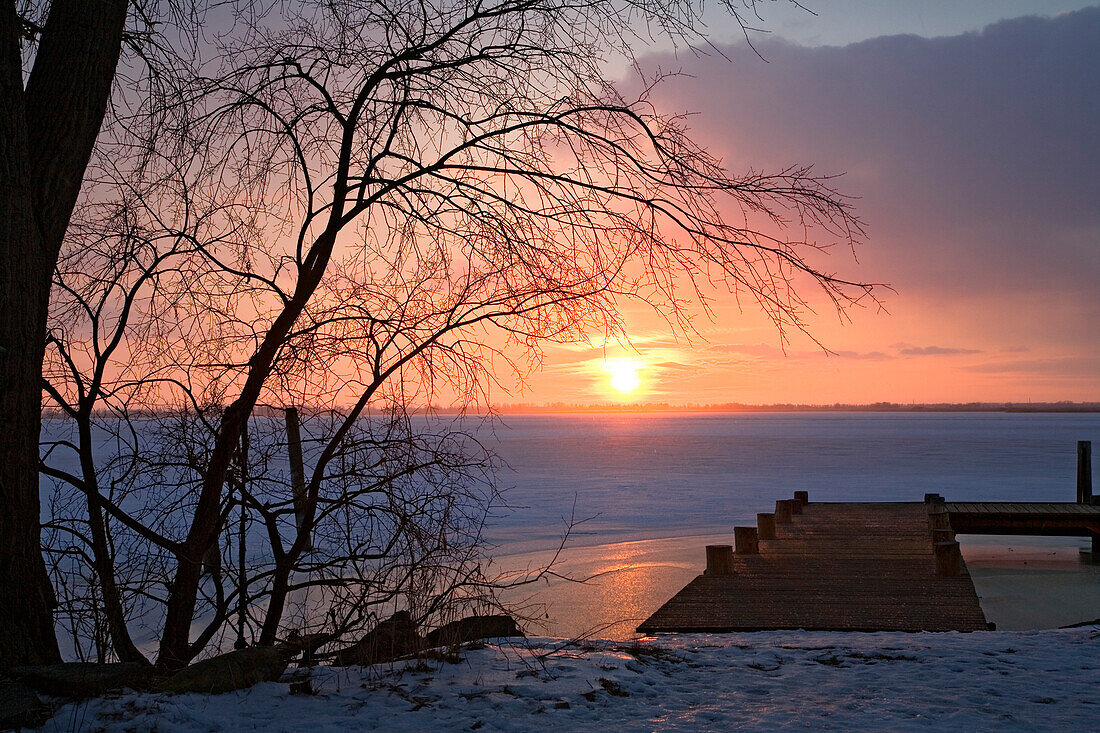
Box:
left=638, top=494, right=1100, bottom=635
left=946, top=501, right=1100, bottom=536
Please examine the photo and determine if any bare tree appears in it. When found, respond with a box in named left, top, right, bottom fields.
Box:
left=41, top=148, right=544, bottom=666
left=39, top=0, right=877, bottom=670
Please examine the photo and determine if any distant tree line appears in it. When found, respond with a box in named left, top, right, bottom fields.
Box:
left=488, top=402, right=1100, bottom=413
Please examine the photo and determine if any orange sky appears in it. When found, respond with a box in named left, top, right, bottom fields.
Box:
left=508, top=292, right=1099, bottom=405
left=59, top=7, right=1097, bottom=412
left=485, top=10, right=1100, bottom=407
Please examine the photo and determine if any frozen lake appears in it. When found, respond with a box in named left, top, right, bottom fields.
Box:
left=482, top=411, right=1100, bottom=549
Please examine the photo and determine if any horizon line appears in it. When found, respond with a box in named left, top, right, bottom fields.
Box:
left=42, top=400, right=1100, bottom=418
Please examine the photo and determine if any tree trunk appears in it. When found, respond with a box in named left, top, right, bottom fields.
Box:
left=0, top=0, right=128, bottom=667
left=258, top=566, right=290, bottom=646
left=158, top=235, right=338, bottom=670
left=79, top=418, right=149, bottom=665
left=0, top=1, right=61, bottom=669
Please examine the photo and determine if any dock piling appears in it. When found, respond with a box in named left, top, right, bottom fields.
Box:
left=932, top=528, right=955, bottom=544
left=734, top=526, right=759, bottom=554
left=1078, top=441, right=1092, bottom=505
left=928, top=505, right=950, bottom=532
left=775, top=499, right=794, bottom=524
left=757, top=512, right=776, bottom=540
left=706, top=545, right=735, bottom=575
left=934, top=541, right=962, bottom=577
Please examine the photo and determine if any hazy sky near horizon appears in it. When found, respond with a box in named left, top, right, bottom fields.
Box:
left=516, top=3, right=1100, bottom=406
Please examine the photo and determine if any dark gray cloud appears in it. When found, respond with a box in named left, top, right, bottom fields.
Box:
left=831, top=350, right=892, bottom=361
left=709, top=1, right=1100, bottom=49
left=899, top=346, right=982, bottom=356
left=710, top=343, right=892, bottom=360
left=963, top=355, right=1100, bottom=374
left=640, top=9, right=1100, bottom=312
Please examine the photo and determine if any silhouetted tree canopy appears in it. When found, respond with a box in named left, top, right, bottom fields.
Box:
left=6, top=0, right=877, bottom=669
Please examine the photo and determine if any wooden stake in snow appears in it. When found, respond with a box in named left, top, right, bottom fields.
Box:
left=235, top=423, right=250, bottom=649
left=285, top=407, right=311, bottom=550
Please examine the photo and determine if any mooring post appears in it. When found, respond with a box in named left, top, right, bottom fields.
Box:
left=932, top=528, right=955, bottom=544
left=928, top=505, right=950, bottom=532
left=924, top=492, right=943, bottom=504
left=934, top=541, right=962, bottom=576
left=793, top=490, right=809, bottom=507
left=775, top=499, right=794, bottom=524
left=757, top=512, right=777, bottom=540
left=734, top=526, right=759, bottom=555
left=706, top=545, right=735, bottom=575
left=1078, top=441, right=1092, bottom=504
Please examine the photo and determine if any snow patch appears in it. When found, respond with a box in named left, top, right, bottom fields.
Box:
left=38, top=628, right=1100, bottom=732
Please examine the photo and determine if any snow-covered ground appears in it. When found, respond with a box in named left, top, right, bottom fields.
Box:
left=40, top=628, right=1099, bottom=732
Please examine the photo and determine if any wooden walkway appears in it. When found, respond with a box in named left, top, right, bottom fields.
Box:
left=638, top=499, right=990, bottom=634
left=946, top=501, right=1100, bottom=536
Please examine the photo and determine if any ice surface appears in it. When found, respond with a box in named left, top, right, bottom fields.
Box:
left=481, top=412, right=1100, bottom=549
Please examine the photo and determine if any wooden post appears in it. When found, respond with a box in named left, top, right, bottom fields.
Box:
left=235, top=423, right=249, bottom=649
left=924, top=493, right=943, bottom=504
left=932, top=528, right=955, bottom=544
left=775, top=499, right=794, bottom=524
left=793, top=491, right=809, bottom=507
left=934, top=541, right=962, bottom=577
left=1078, top=441, right=1092, bottom=504
left=285, top=407, right=311, bottom=550
left=734, top=526, right=759, bottom=555
left=757, top=513, right=776, bottom=540
left=706, top=545, right=734, bottom=575
left=928, top=506, right=950, bottom=532
left=790, top=495, right=803, bottom=516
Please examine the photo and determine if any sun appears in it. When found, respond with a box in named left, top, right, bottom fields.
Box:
left=604, top=357, right=643, bottom=395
